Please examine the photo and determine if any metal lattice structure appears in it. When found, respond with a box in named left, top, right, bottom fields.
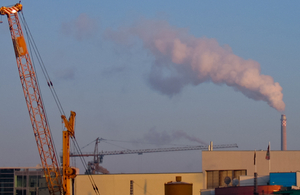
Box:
left=0, top=4, right=63, bottom=195
left=70, top=143, right=238, bottom=159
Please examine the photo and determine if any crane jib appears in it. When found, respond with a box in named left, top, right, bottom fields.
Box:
left=2, top=3, right=63, bottom=195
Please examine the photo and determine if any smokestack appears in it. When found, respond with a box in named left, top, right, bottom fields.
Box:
left=281, top=114, right=287, bottom=151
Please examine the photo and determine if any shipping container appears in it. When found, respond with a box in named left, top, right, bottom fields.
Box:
left=270, top=173, right=296, bottom=187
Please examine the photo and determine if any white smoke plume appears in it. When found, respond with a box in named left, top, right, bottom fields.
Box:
left=106, top=19, right=285, bottom=112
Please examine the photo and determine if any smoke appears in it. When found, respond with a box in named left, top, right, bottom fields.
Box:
left=55, top=67, right=76, bottom=80
left=136, top=127, right=207, bottom=146
left=61, top=13, right=98, bottom=40
left=172, top=131, right=207, bottom=145
left=105, top=19, right=285, bottom=112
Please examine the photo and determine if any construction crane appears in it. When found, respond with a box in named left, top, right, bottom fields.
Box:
left=70, top=138, right=238, bottom=174
left=0, top=3, right=77, bottom=195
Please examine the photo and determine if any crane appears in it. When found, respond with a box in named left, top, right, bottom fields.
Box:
left=0, top=3, right=77, bottom=195
left=70, top=138, right=238, bottom=174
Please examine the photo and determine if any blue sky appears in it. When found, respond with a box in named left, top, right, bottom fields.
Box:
left=0, top=1, right=300, bottom=174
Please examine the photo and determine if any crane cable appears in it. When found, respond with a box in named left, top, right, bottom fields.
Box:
left=19, top=11, right=62, bottom=180
left=19, top=11, right=100, bottom=195
left=19, top=11, right=65, bottom=117
left=71, top=136, right=101, bottom=195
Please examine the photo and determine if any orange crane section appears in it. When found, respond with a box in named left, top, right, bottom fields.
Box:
left=62, top=111, right=77, bottom=194
left=0, top=3, right=64, bottom=194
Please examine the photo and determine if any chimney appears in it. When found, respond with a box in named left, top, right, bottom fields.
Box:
left=281, top=114, right=287, bottom=151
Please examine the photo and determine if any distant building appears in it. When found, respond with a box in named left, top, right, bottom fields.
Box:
left=0, top=166, right=48, bottom=195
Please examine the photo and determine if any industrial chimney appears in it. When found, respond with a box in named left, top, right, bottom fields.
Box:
left=281, top=114, right=287, bottom=151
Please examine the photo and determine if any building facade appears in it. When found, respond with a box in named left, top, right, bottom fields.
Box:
left=202, top=150, right=300, bottom=194
left=2, top=150, right=300, bottom=194
left=0, top=167, right=47, bottom=195
left=75, top=172, right=203, bottom=195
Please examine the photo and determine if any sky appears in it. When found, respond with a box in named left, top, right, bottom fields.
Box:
left=0, top=1, right=300, bottom=174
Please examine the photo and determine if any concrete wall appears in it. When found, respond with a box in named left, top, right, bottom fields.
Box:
left=75, top=172, right=203, bottom=195
left=202, top=150, right=300, bottom=189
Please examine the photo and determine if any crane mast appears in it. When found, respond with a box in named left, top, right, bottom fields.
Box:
left=62, top=111, right=77, bottom=194
left=0, top=4, right=63, bottom=194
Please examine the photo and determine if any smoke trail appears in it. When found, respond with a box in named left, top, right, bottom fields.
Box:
left=55, top=67, right=76, bottom=80
left=172, top=131, right=207, bottom=145
left=61, top=13, right=98, bottom=40
left=106, top=19, right=285, bottom=112
left=136, top=128, right=207, bottom=146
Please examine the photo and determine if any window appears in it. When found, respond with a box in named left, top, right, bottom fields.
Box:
left=29, top=176, right=38, bottom=187
left=207, top=170, right=219, bottom=189
left=0, top=169, right=14, bottom=174
left=207, top=169, right=247, bottom=189
left=234, top=170, right=246, bottom=179
left=29, top=190, right=37, bottom=195
left=16, top=189, right=26, bottom=195
left=219, top=170, right=233, bottom=187
left=0, top=179, right=13, bottom=182
left=0, top=169, right=14, bottom=194
left=16, top=176, right=27, bottom=187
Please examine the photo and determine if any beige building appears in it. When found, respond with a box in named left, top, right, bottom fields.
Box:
left=75, top=172, right=203, bottom=195
left=74, top=150, right=300, bottom=194
left=202, top=150, right=300, bottom=191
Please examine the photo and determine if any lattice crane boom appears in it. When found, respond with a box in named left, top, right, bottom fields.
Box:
left=0, top=3, right=71, bottom=195
left=70, top=141, right=237, bottom=174
left=1, top=3, right=100, bottom=195
left=70, top=143, right=238, bottom=159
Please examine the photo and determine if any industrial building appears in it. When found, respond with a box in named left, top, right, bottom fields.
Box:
left=2, top=150, right=300, bottom=194
left=74, top=150, right=300, bottom=194
left=75, top=173, right=202, bottom=195
left=201, top=150, right=300, bottom=194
